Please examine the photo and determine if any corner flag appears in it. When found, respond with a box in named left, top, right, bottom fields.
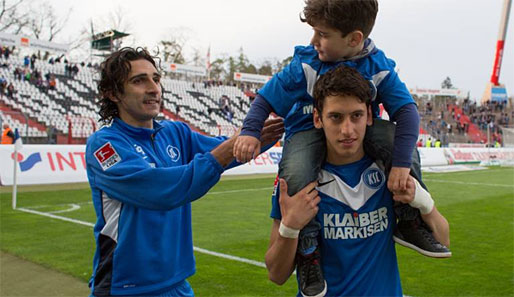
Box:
left=12, top=128, right=22, bottom=209
left=14, top=128, right=22, bottom=150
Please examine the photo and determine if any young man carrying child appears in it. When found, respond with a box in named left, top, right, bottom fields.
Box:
left=264, top=65, right=450, bottom=297
left=234, top=1, right=451, bottom=296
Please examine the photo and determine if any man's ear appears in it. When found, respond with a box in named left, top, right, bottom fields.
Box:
left=366, top=105, right=373, bottom=126
left=313, top=108, right=323, bottom=129
left=106, top=91, right=120, bottom=103
left=348, top=30, right=364, bottom=48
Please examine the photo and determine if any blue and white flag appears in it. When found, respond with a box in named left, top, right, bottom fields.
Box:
left=13, top=128, right=22, bottom=150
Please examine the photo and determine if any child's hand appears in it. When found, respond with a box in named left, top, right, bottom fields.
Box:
left=234, top=135, right=261, bottom=163
left=387, top=166, right=411, bottom=192
left=391, top=176, right=416, bottom=204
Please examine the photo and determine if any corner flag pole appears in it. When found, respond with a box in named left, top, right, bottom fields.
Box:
left=12, top=128, right=22, bottom=209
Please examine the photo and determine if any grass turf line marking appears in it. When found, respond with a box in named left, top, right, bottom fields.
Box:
left=17, top=207, right=95, bottom=227
left=47, top=203, right=81, bottom=214
left=423, top=179, right=514, bottom=188
left=206, top=187, right=273, bottom=195
left=14, top=207, right=268, bottom=269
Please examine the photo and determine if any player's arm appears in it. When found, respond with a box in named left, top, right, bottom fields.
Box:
left=377, top=61, right=420, bottom=192
left=87, top=136, right=225, bottom=210
left=392, top=176, right=450, bottom=247
left=388, top=103, right=420, bottom=191
left=234, top=95, right=273, bottom=162
left=265, top=219, right=298, bottom=284
left=265, top=179, right=320, bottom=284
left=421, top=206, right=450, bottom=247
left=235, top=49, right=308, bottom=163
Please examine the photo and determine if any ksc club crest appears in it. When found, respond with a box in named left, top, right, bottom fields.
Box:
left=363, top=167, right=385, bottom=189
left=167, top=145, right=180, bottom=162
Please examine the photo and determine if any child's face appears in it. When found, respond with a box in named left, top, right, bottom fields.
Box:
left=310, top=23, right=354, bottom=62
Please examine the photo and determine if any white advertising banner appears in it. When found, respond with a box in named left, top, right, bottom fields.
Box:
left=0, top=33, right=69, bottom=53
left=164, top=62, right=207, bottom=76
left=223, top=147, right=282, bottom=176
left=233, top=72, right=272, bottom=84
left=0, top=145, right=87, bottom=186
left=2, top=145, right=513, bottom=186
left=409, top=87, right=465, bottom=98
left=418, top=148, right=448, bottom=166
left=442, top=147, right=514, bottom=164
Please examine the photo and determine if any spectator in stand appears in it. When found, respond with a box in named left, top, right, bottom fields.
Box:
left=426, top=137, right=432, bottom=148
left=417, top=138, right=423, bottom=147
left=48, top=75, right=57, bottom=90
left=0, top=77, right=6, bottom=97
left=6, top=82, right=15, bottom=99
left=23, top=55, right=30, bottom=68
left=1, top=123, right=15, bottom=144
left=47, top=125, right=58, bottom=144
left=72, top=64, right=79, bottom=76
left=3, top=46, right=10, bottom=60
left=30, top=54, right=37, bottom=70
left=13, top=67, right=22, bottom=80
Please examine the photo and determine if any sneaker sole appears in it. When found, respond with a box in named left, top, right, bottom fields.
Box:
left=301, top=280, right=327, bottom=297
left=393, top=235, right=452, bottom=258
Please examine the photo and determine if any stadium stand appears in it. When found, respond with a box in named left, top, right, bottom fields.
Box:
left=0, top=50, right=251, bottom=143
left=0, top=48, right=511, bottom=145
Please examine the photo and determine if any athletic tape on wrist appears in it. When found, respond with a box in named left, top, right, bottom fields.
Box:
left=279, top=222, right=300, bottom=239
left=410, top=179, right=435, bottom=215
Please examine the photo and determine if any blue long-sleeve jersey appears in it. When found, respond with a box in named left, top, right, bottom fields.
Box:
left=86, top=118, right=228, bottom=296
left=242, top=40, right=419, bottom=167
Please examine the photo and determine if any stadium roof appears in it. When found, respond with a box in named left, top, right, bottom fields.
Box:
left=91, top=30, right=130, bottom=51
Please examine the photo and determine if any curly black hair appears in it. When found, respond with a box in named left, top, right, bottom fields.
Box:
left=97, top=47, right=160, bottom=125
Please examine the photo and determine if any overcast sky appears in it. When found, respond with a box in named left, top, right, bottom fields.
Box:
left=42, top=0, right=514, bottom=102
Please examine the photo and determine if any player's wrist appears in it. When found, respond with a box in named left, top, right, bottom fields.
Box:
left=279, top=221, right=300, bottom=239
left=409, top=179, right=434, bottom=214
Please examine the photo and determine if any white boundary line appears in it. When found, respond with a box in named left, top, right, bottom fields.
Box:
left=206, top=187, right=273, bottom=195
left=423, top=179, right=514, bottom=188
left=15, top=207, right=268, bottom=269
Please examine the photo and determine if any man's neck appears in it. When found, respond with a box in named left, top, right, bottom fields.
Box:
left=326, top=149, right=365, bottom=166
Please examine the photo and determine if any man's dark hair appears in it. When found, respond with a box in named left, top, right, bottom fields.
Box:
left=313, top=65, right=372, bottom=113
left=301, top=0, right=378, bottom=38
left=97, top=47, right=160, bottom=125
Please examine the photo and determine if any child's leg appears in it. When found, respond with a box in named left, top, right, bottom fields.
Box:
left=279, top=128, right=325, bottom=196
left=279, top=128, right=325, bottom=254
left=278, top=128, right=327, bottom=297
left=364, top=119, right=451, bottom=257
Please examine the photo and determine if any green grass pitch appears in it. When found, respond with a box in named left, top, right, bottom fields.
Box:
left=1, top=167, right=513, bottom=296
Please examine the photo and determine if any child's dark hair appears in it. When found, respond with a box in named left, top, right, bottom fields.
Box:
left=301, top=0, right=378, bottom=38
left=97, top=47, right=160, bottom=125
left=313, top=65, right=372, bottom=113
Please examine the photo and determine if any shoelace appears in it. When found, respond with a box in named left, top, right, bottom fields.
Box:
left=304, top=253, right=322, bottom=285
left=418, top=221, right=441, bottom=245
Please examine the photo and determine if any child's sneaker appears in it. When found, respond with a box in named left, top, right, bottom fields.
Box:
left=297, top=249, right=327, bottom=297
left=393, top=217, right=452, bottom=258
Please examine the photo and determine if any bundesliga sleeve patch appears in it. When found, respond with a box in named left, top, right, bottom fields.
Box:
left=94, top=142, right=122, bottom=171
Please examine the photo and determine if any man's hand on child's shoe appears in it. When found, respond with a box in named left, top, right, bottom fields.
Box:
left=234, top=135, right=261, bottom=163
left=387, top=166, right=410, bottom=192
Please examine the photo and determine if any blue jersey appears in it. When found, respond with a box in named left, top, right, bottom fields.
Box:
left=259, top=40, right=414, bottom=139
left=271, top=156, right=402, bottom=296
left=86, top=118, right=228, bottom=296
